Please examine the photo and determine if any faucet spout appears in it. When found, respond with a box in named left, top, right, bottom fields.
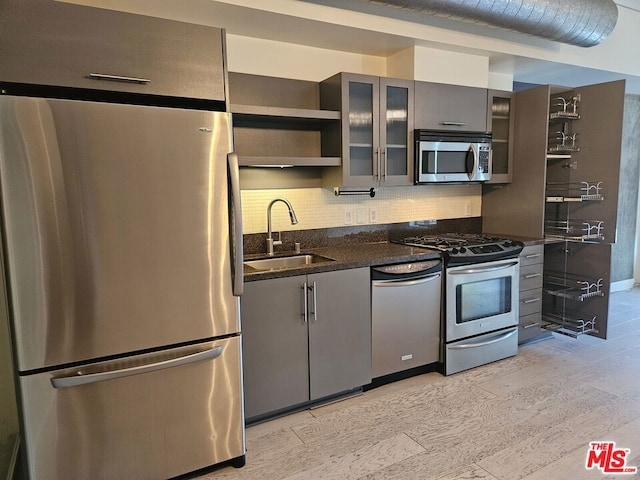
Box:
left=266, top=198, right=298, bottom=256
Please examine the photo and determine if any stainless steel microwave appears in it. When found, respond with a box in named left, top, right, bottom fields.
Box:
left=415, top=130, right=492, bottom=183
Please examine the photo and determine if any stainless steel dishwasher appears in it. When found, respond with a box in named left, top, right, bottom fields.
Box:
left=371, top=259, right=442, bottom=379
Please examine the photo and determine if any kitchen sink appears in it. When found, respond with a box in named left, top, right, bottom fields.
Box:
left=244, top=253, right=336, bottom=271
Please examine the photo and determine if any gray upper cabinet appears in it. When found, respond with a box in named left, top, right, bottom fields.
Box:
left=482, top=85, right=550, bottom=238
left=321, top=73, right=414, bottom=187
left=241, top=268, right=371, bottom=421
left=0, top=0, right=226, bottom=102
left=415, top=82, right=488, bottom=132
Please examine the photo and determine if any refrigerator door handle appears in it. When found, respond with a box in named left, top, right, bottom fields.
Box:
left=50, top=346, right=224, bottom=389
left=227, top=151, right=244, bottom=296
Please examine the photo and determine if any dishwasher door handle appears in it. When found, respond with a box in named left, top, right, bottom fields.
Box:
left=372, top=273, right=441, bottom=288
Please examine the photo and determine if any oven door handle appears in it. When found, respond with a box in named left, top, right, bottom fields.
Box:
left=448, top=261, right=519, bottom=275
left=448, top=328, right=517, bottom=350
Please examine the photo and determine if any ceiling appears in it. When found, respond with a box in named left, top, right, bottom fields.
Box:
left=64, top=0, right=640, bottom=93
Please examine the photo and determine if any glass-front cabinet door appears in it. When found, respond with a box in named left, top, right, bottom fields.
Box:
left=380, top=78, right=414, bottom=186
left=486, top=89, right=514, bottom=183
left=320, top=72, right=413, bottom=187
left=346, top=77, right=379, bottom=183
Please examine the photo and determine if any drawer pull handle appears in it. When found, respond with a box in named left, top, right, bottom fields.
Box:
left=524, top=253, right=542, bottom=259
left=522, top=322, right=541, bottom=329
left=441, top=121, right=467, bottom=127
left=522, top=298, right=541, bottom=304
left=88, top=73, right=151, bottom=84
left=524, top=273, right=541, bottom=279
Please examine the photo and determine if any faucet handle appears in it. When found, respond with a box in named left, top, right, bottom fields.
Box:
left=273, top=231, right=283, bottom=246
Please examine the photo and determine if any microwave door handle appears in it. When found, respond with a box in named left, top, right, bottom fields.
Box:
left=466, top=144, right=478, bottom=180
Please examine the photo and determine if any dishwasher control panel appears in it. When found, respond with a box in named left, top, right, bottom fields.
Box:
left=372, top=260, right=441, bottom=276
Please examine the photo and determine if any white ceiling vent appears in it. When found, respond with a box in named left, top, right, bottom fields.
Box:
left=362, top=0, right=618, bottom=47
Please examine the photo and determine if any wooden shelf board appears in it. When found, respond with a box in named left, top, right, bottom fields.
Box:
left=238, top=156, right=341, bottom=167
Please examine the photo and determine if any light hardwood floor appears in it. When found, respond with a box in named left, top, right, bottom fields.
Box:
left=203, top=287, right=640, bottom=480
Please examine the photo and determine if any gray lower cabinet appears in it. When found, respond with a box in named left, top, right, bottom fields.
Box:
left=518, top=244, right=545, bottom=344
left=0, top=0, right=226, bottom=102
left=241, top=268, right=371, bottom=420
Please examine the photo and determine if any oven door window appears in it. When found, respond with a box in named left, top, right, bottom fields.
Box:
left=422, top=149, right=473, bottom=174
left=455, top=276, right=512, bottom=323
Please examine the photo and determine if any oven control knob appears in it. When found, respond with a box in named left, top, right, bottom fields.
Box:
left=459, top=247, right=467, bottom=253
left=503, top=241, right=512, bottom=247
left=451, top=248, right=459, bottom=254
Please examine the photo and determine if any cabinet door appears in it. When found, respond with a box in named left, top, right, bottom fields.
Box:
left=481, top=85, right=550, bottom=238
left=320, top=73, right=380, bottom=187
left=543, top=242, right=611, bottom=339
left=415, top=82, right=488, bottom=131
left=0, top=0, right=226, bottom=102
left=569, top=80, right=625, bottom=244
left=308, top=268, right=371, bottom=400
left=486, top=90, right=514, bottom=183
left=343, top=74, right=381, bottom=186
left=379, top=78, right=414, bottom=185
left=241, top=276, right=309, bottom=420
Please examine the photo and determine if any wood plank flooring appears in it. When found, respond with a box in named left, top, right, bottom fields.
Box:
left=201, top=287, right=640, bottom=480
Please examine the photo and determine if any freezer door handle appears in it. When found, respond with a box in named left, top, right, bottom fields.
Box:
left=50, top=346, right=224, bottom=389
left=228, top=152, right=244, bottom=296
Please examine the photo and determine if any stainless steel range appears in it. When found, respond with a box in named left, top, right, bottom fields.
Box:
left=398, top=233, right=523, bottom=266
left=396, top=233, right=524, bottom=375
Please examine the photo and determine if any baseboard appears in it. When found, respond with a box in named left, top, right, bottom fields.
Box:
left=611, top=279, right=636, bottom=292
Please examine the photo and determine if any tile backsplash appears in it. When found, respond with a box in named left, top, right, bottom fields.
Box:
left=241, top=185, right=481, bottom=234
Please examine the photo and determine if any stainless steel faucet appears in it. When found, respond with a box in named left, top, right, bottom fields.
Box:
left=266, top=198, right=298, bottom=256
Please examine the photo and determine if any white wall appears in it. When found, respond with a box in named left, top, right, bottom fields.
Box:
left=226, top=34, right=386, bottom=81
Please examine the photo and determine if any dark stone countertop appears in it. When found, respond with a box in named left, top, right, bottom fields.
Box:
left=243, top=241, right=442, bottom=282
left=485, top=233, right=546, bottom=246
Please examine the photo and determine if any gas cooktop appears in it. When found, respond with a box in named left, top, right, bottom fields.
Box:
left=396, top=233, right=524, bottom=265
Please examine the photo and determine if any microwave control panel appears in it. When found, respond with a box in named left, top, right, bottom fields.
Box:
left=478, top=145, right=491, bottom=173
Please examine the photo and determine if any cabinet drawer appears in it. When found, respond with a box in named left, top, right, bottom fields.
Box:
left=519, top=263, right=543, bottom=291
left=520, top=244, right=544, bottom=266
left=415, top=82, right=488, bottom=131
left=0, top=0, right=226, bottom=102
left=518, top=312, right=544, bottom=344
left=519, top=289, right=542, bottom=316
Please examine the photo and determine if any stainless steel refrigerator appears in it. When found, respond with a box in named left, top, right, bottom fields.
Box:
left=0, top=95, right=245, bottom=479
